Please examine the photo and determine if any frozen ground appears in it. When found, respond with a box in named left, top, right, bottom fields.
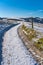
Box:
left=1, top=24, right=37, bottom=65
left=0, top=24, right=9, bottom=31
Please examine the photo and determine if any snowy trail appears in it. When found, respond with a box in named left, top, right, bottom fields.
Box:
left=1, top=24, right=37, bottom=65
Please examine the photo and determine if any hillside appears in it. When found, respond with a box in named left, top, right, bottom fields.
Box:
left=21, top=17, right=43, bottom=24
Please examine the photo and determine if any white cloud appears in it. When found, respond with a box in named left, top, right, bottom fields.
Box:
left=30, top=10, right=43, bottom=14
left=27, top=10, right=43, bottom=15
left=38, top=10, right=43, bottom=12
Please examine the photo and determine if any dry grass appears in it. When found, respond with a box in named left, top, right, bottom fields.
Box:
left=34, top=38, right=43, bottom=51
left=21, top=24, right=43, bottom=51
left=22, top=24, right=37, bottom=40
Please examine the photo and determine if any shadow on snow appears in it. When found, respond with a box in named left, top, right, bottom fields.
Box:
left=0, top=23, right=19, bottom=65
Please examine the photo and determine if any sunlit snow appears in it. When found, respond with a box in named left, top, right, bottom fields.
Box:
left=1, top=24, right=37, bottom=65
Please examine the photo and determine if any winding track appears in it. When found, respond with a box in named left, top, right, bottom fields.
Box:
left=1, top=24, right=37, bottom=65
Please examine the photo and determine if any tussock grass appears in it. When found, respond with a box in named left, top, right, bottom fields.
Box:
left=22, top=25, right=37, bottom=40
left=34, top=38, right=43, bottom=51
left=21, top=25, right=43, bottom=51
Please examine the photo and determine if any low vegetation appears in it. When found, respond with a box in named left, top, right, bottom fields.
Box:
left=22, top=24, right=37, bottom=40
left=34, top=38, right=43, bottom=51
left=21, top=24, right=43, bottom=51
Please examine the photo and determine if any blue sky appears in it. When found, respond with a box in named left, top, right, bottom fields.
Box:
left=0, top=0, right=43, bottom=18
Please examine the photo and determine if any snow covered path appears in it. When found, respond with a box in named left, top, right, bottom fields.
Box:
left=1, top=24, right=37, bottom=65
